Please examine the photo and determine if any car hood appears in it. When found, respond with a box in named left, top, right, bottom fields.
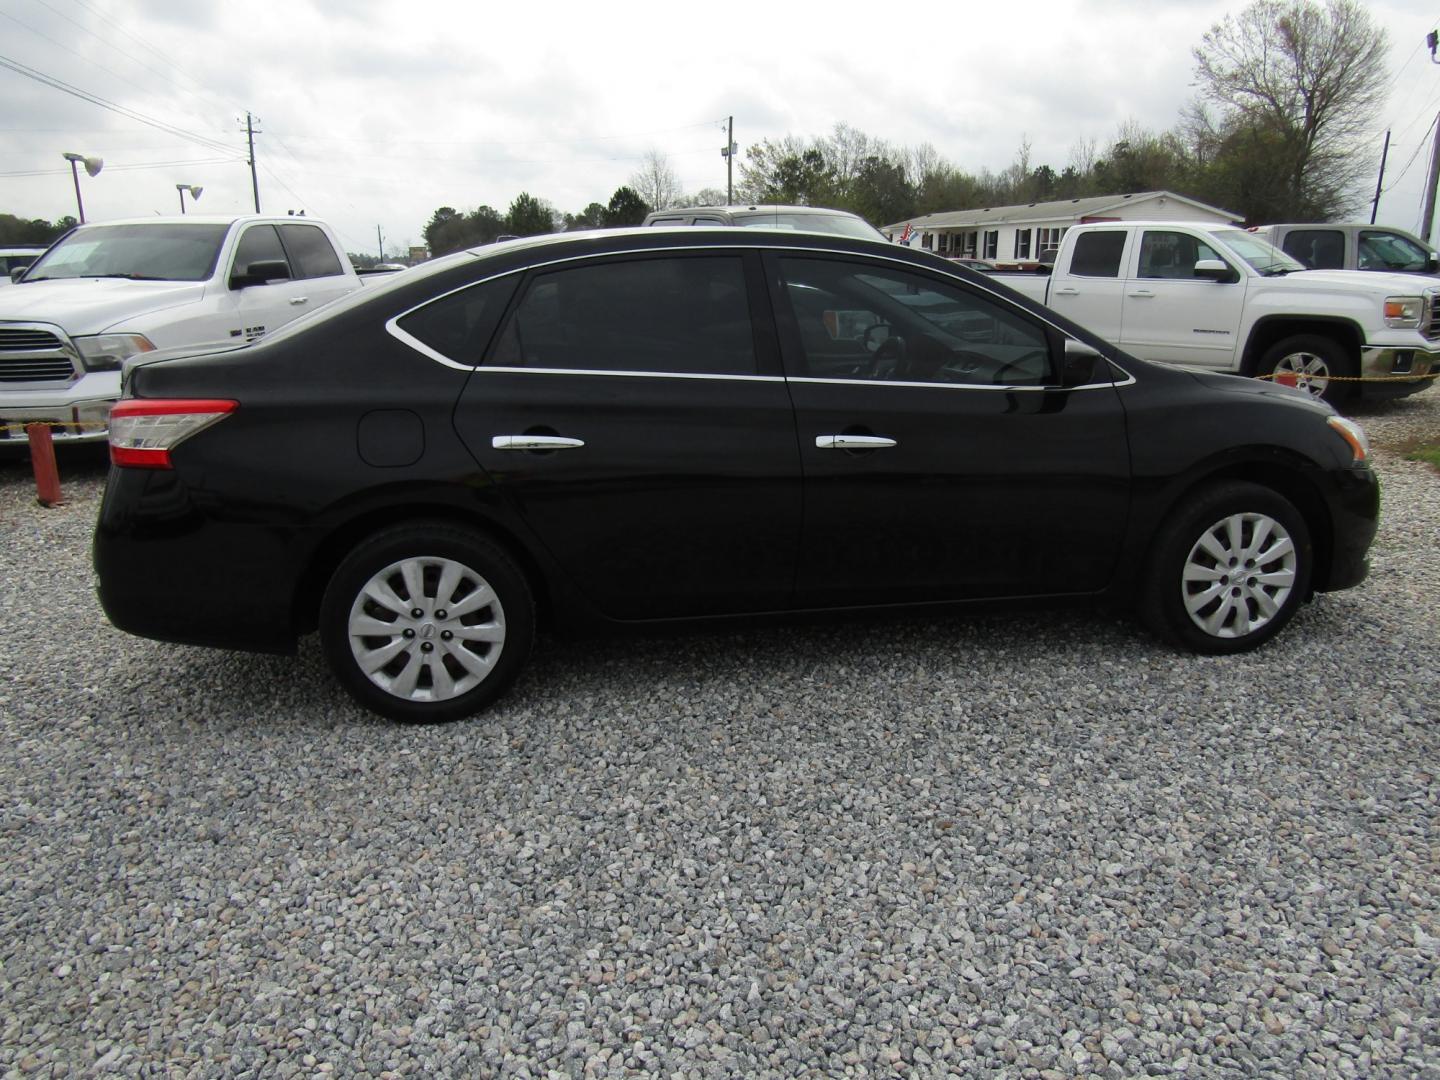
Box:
left=1290, top=268, right=1440, bottom=294
left=0, top=277, right=206, bottom=334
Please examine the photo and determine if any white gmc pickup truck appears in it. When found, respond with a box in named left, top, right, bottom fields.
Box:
left=994, top=220, right=1439, bottom=403
left=0, top=215, right=366, bottom=443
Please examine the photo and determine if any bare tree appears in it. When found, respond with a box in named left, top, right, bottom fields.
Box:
left=1192, top=0, right=1388, bottom=218
left=629, top=150, right=685, bottom=212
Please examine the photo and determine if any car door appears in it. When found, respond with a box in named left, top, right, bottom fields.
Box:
left=766, top=252, right=1131, bottom=607
left=1119, top=228, right=1247, bottom=369
left=451, top=250, right=802, bottom=620
left=1045, top=228, right=1130, bottom=341
left=218, top=223, right=313, bottom=343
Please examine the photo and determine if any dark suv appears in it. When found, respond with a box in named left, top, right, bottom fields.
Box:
left=96, top=228, right=1378, bottom=723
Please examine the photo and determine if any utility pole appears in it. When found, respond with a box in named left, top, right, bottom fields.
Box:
left=241, top=111, right=261, bottom=213
left=1422, top=112, right=1440, bottom=242
left=377, top=224, right=384, bottom=261
left=722, top=116, right=736, bottom=204
left=1370, top=130, right=1390, bottom=224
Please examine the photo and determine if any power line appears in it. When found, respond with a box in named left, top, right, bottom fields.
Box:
left=0, top=51, right=239, bottom=156
left=1382, top=114, right=1439, bottom=193
left=264, top=119, right=729, bottom=149
left=0, top=155, right=240, bottom=178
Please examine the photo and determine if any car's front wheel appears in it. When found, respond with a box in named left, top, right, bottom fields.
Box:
left=1140, top=482, right=1313, bottom=654
left=319, top=522, right=535, bottom=722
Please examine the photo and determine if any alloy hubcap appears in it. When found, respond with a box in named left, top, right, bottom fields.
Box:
left=1271, top=351, right=1330, bottom=398
left=1181, top=512, right=1297, bottom=638
left=347, top=556, right=506, bottom=702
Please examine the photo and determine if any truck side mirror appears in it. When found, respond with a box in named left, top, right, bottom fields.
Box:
left=1194, top=259, right=1237, bottom=283
left=10, top=267, right=26, bottom=284
left=1428, top=253, right=1438, bottom=274
left=1059, top=338, right=1105, bottom=388
left=230, top=260, right=291, bottom=289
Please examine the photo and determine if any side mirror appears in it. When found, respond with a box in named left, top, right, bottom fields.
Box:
left=10, top=267, right=27, bottom=283
left=1194, top=259, right=1237, bottom=283
left=230, top=259, right=291, bottom=289
left=1427, top=253, right=1438, bottom=274
left=1059, top=338, right=1105, bottom=388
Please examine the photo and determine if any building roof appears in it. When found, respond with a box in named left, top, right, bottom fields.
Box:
left=884, top=191, right=1240, bottom=231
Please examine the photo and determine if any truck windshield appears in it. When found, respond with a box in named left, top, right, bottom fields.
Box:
left=23, top=223, right=229, bottom=282
left=1212, top=230, right=1305, bottom=276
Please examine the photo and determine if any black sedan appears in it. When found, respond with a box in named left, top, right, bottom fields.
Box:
left=95, top=228, right=1379, bottom=723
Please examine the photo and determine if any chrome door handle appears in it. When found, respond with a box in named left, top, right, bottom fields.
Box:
left=1127, top=289, right=1154, bottom=298
left=289, top=297, right=309, bottom=305
left=491, top=435, right=586, bottom=451
left=815, top=434, right=897, bottom=450
left=1053, top=287, right=1079, bottom=296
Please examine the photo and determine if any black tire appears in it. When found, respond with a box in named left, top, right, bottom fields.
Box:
left=319, top=521, right=535, bottom=723
left=1256, top=333, right=1355, bottom=405
left=1139, top=481, right=1313, bottom=655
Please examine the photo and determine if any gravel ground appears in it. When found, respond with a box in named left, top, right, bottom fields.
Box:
left=0, top=393, right=1437, bottom=1079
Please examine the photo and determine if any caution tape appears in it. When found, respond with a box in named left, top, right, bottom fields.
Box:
left=1257, top=370, right=1440, bottom=385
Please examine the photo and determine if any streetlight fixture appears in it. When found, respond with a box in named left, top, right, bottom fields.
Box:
left=61, top=152, right=103, bottom=223
left=175, top=184, right=203, bottom=214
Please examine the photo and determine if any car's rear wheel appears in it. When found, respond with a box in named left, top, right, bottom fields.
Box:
left=1257, top=334, right=1354, bottom=404
left=1140, top=482, right=1313, bottom=654
left=319, top=522, right=535, bottom=722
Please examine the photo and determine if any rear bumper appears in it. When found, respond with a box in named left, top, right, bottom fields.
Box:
left=1358, top=346, right=1438, bottom=399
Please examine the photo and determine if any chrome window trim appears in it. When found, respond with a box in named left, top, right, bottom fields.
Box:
left=383, top=242, right=1142, bottom=386
left=473, top=366, right=785, bottom=383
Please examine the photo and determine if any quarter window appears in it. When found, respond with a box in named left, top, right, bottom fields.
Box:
left=777, top=257, right=1054, bottom=387
left=489, top=256, right=757, bottom=375
left=395, top=277, right=520, bottom=365
left=279, top=224, right=344, bottom=279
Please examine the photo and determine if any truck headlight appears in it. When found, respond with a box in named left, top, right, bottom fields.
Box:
left=73, top=333, right=156, bottom=372
left=1383, top=297, right=1423, bottom=329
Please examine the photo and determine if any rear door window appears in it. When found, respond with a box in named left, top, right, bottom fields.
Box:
left=1068, top=231, right=1127, bottom=277
left=279, top=224, right=344, bottom=279
left=489, top=256, right=757, bottom=375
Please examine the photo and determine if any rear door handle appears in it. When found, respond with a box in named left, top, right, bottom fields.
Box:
left=1053, top=287, right=1079, bottom=297
left=491, top=435, right=585, bottom=451
left=815, top=434, right=897, bottom=450
left=289, top=297, right=309, bottom=305
left=1127, top=289, right=1155, bottom=298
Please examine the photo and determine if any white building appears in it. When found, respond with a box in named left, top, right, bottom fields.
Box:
left=884, top=191, right=1240, bottom=266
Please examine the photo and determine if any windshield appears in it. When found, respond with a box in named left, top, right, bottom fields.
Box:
left=24, top=223, right=229, bottom=282
left=1211, top=229, right=1305, bottom=275
left=733, top=212, right=885, bottom=241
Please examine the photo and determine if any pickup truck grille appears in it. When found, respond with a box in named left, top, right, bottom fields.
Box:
left=0, top=324, right=78, bottom=384
left=1426, top=292, right=1440, bottom=341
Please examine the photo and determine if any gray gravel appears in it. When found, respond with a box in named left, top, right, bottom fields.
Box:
left=1, top=393, right=1437, bottom=1078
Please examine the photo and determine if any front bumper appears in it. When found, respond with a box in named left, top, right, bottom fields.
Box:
left=1358, top=346, right=1439, bottom=399
left=0, top=397, right=112, bottom=443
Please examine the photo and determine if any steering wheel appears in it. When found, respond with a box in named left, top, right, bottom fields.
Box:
left=871, top=334, right=907, bottom=380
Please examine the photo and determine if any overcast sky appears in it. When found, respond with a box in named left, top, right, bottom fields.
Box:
left=2, top=0, right=1438, bottom=256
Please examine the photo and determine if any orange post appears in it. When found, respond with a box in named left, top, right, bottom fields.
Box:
left=26, top=423, right=63, bottom=507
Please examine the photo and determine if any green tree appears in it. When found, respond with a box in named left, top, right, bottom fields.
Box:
left=603, top=186, right=649, bottom=227
left=1191, top=0, right=1388, bottom=221
left=0, top=213, right=71, bottom=245
left=504, top=193, right=553, bottom=237
left=565, top=202, right=607, bottom=230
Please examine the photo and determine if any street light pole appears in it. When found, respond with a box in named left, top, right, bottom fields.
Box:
left=175, top=184, right=202, bottom=214
left=61, top=152, right=103, bottom=223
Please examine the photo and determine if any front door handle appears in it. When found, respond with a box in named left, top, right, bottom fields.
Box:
left=1053, top=287, right=1079, bottom=297
left=1127, top=289, right=1155, bottom=298
left=815, top=434, right=897, bottom=450
left=492, top=435, right=586, bottom=451
left=289, top=296, right=309, bottom=305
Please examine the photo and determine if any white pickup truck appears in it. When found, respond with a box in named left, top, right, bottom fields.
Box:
left=994, top=220, right=1439, bottom=403
left=0, top=215, right=366, bottom=444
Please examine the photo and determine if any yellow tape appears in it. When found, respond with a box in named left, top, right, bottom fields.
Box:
left=1257, top=371, right=1440, bottom=384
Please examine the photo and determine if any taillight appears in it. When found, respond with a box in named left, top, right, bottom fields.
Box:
left=109, top=399, right=238, bottom=469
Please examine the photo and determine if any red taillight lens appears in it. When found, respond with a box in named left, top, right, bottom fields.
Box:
left=108, top=399, right=238, bottom=469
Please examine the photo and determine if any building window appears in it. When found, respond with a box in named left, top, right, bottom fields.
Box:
left=983, top=231, right=998, bottom=259
left=937, top=234, right=950, bottom=254
left=1036, top=227, right=1064, bottom=258
left=922, top=233, right=933, bottom=250
left=1014, top=229, right=1033, bottom=260
left=962, top=232, right=977, bottom=257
